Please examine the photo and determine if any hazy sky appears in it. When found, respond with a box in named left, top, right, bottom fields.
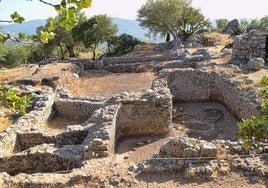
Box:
left=0, top=0, right=267, bottom=22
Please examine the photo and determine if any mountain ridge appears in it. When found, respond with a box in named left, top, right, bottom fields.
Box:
left=1, top=17, right=158, bottom=41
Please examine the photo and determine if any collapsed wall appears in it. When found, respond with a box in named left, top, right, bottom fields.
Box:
left=232, top=30, right=268, bottom=64
left=159, top=68, right=262, bottom=119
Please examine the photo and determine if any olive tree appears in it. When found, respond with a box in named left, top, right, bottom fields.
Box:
left=72, top=14, right=118, bottom=60
left=215, top=18, right=228, bottom=31
left=38, top=12, right=87, bottom=59
left=137, top=0, right=210, bottom=39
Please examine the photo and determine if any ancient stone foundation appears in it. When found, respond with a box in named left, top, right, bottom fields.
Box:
left=160, top=68, right=261, bottom=119
left=0, top=80, right=173, bottom=186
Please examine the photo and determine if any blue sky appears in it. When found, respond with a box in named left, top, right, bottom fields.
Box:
left=0, top=0, right=267, bottom=22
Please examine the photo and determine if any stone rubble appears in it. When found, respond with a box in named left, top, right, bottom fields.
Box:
left=0, top=34, right=268, bottom=186
left=232, top=30, right=268, bottom=64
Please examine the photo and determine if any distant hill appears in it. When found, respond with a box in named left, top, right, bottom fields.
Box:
left=1, top=18, right=163, bottom=42
left=1, top=19, right=46, bottom=35
left=112, top=17, right=148, bottom=40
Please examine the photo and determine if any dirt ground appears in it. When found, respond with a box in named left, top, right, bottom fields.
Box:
left=57, top=70, right=157, bottom=98
left=172, top=102, right=239, bottom=141
left=0, top=33, right=268, bottom=187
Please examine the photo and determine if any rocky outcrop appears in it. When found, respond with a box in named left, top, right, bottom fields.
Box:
left=222, top=19, right=240, bottom=35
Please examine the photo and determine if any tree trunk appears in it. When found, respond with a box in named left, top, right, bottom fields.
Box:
left=66, top=46, right=75, bottom=57
left=166, top=33, right=170, bottom=42
left=58, top=44, right=64, bottom=60
left=92, top=44, right=97, bottom=61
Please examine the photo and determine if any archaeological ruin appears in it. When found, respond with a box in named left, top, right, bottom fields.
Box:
left=232, top=29, right=268, bottom=64
left=0, top=31, right=268, bottom=187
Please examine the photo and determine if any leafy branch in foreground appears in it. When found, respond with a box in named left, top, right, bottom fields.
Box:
left=0, top=85, right=32, bottom=115
left=0, top=0, right=92, bottom=43
left=237, top=76, right=268, bottom=147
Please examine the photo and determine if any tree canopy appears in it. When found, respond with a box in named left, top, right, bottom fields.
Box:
left=72, top=14, right=118, bottom=60
left=215, top=19, right=228, bottom=31
left=137, top=0, right=210, bottom=39
left=107, top=33, right=140, bottom=57
left=38, top=12, right=87, bottom=59
left=0, top=0, right=92, bottom=43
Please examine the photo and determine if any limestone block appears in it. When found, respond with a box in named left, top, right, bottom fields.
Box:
left=183, top=147, right=199, bottom=158
left=200, top=142, right=217, bottom=157
left=247, top=57, right=265, bottom=70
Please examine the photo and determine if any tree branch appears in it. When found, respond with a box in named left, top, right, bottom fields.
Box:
left=0, top=32, right=32, bottom=44
left=39, top=0, right=57, bottom=7
left=0, top=20, right=13, bottom=23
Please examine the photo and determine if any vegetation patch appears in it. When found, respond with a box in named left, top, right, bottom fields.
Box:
left=0, top=85, right=32, bottom=115
left=238, top=76, right=268, bottom=146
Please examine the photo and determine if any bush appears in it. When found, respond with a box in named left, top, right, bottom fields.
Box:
left=237, top=76, right=268, bottom=146
left=0, top=85, right=32, bottom=115
left=107, top=33, right=140, bottom=57
left=0, top=43, right=30, bottom=68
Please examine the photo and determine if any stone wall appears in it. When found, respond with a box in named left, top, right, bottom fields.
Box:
left=54, top=98, right=104, bottom=120
left=116, top=97, right=171, bottom=140
left=0, top=87, right=55, bottom=156
left=115, top=82, right=172, bottom=141
left=139, top=136, right=268, bottom=178
left=0, top=144, right=82, bottom=176
left=82, top=81, right=172, bottom=157
left=232, top=30, right=268, bottom=64
left=101, top=55, right=171, bottom=65
left=159, top=68, right=261, bottom=119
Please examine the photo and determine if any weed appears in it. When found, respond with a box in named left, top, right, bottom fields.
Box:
left=0, top=85, right=32, bottom=115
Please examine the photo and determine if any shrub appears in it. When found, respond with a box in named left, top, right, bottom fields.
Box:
left=0, top=85, right=32, bottom=115
left=107, top=33, right=140, bottom=57
left=0, top=44, right=30, bottom=68
left=237, top=76, right=268, bottom=146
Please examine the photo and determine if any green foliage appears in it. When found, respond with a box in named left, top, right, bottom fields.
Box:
left=10, top=11, right=25, bottom=24
left=72, top=14, right=118, bottom=60
left=0, top=0, right=91, bottom=43
left=39, top=31, right=56, bottom=43
left=37, top=12, right=86, bottom=59
left=27, top=44, right=46, bottom=63
left=238, top=16, right=268, bottom=34
left=238, top=76, right=268, bottom=146
left=0, top=86, right=32, bottom=115
left=239, top=19, right=250, bottom=33
left=260, top=16, right=268, bottom=29
left=238, top=116, right=268, bottom=145
left=107, top=33, right=140, bottom=57
left=137, top=0, right=210, bottom=39
left=215, top=19, right=228, bottom=31
left=259, top=76, right=268, bottom=87
left=0, top=43, right=30, bottom=68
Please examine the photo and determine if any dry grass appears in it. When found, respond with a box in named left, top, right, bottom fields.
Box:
left=0, top=66, right=34, bottom=83
left=123, top=44, right=163, bottom=57
left=242, top=67, right=268, bottom=85
left=202, top=32, right=233, bottom=46
left=31, top=63, right=77, bottom=79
